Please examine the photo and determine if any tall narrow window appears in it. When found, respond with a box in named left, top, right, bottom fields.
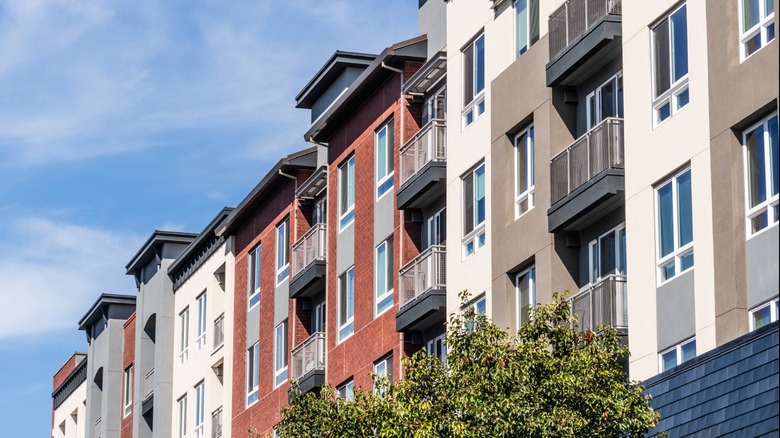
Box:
left=313, top=301, right=325, bottom=333
left=194, top=382, right=205, bottom=438
left=462, top=163, right=486, bottom=257
left=652, top=4, right=689, bottom=125
left=586, top=73, right=624, bottom=129
left=375, top=238, right=394, bottom=316
left=248, top=245, right=261, bottom=309
left=179, top=308, right=189, bottom=364
left=338, top=267, right=355, bottom=342
left=515, top=0, right=539, bottom=57
left=427, top=333, right=447, bottom=364
left=740, top=0, right=775, bottom=59
left=423, top=85, right=447, bottom=124
left=274, top=320, right=288, bottom=387
left=656, top=167, right=694, bottom=283
left=123, top=366, right=133, bottom=417
left=588, top=224, right=627, bottom=284
left=196, top=293, right=207, bottom=350
left=659, top=338, right=696, bottom=372
left=743, top=113, right=779, bottom=235
left=375, top=119, right=395, bottom=199
left=246, top=343, right=259, bottom=406
left=516, top=266, right=536, bottom=327
left=339, top=155, right=356, bottom=230
left=177, top=395, right=187, bottom=438
left=373, top=355, right=393, bottom=395
left=514, top=126, right=535, bottom=217
left=463, top=33, right=485, bottom=127
left=427, top=207, right=447, bottom=247
left=276, top=218, right=290, bottom=284
left=337, top=379, right=355, bottom=401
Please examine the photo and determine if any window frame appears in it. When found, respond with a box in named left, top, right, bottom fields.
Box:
left=462, top=33, right=486, bottom=128
left=274, top=320, right=288, bottom=387
left=587, top=223, right=627, bottom=285
left=515, top=0, right=539, bottom=57
left=248, top=245, right=261, bottom=310
left=375, top=118, right=395, bottom=200
left=586, top=72, right=624, bottom=129
left=749, top=297, right=780, bottom=331
left=658, top=337, right=696, bottom=372
left=194, top=381, right=205, bottom=438
left=246, top=343, right=259, bottom=406
left=427, top=207, right=447, bottom=247
left=179, top=307, right=189, bottom=364
left=275, top=218, right=290, bottom=285
left=375, top=238, right=395, bottom=317
left=514, top=125, right=535, bottom=218
left=373, top=355, right=393, bottom=395
left=312, top=300, right=326, bottom=333
left=462, top=162, right=487, bottom=259
left=655, top=167, right=694, bottom=284
left=742, top=112, right=779, bottom=237
left=338, top=267, right=355, bottom=343
left=195, top=292, right=207, bottom=351
left=651, top=3, right=690, bottom=127
left=739, top=0, right=776, bottom=60
left=427, top=332, right=447, bottom=364
left=515, top=266, right=536, bottom=329
left=339, top=155, right=356, bottom=230
left=123, top=365, right=133, bottom=417
left=337, top=379, right=355, bottom=401
left=178, top=394, right=188, bottom=438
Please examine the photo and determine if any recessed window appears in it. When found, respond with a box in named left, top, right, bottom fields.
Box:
left=652, top=3, right=689, bottom=126
left=276, top=218, right=290, bottom=284
left=274, top=320, right=288, bottom=387
left=194, top=382, right=205, bottom=438
left=514, top=126, right=535, bottom=218
left=248, top=245, right=261, bottom=309
left=743, top=113, right=779, bottom=236
left=656, top=167, right=694, bottom=283
left=375, top=238, right=394, bottom=316
left=375, top=119, right=395, bottom=199
left=659, top=338, right=696, bottom=372
left=339, top=155, right=356, bottom=230
left=463, top=33, right=485, bottom=127
left=337, top=379, right=354, bottom=401
left=179, top=307, right=189, bottom=364
left=373, top=355, right=393, bottom=395
left=750, top=298, right=779, bottom=331
left=338, top=267, right=355, bottom=342
left=515, top=266, right=536, bottom=327
left=123, top=366, right=133, bottom=417
left=586, top=72, right=624, bottom=129
left=462, top=163, right=486, bottom=258
left=196, top=292, right=207, bottom=351
left=312, top=301, right=326, bottom=333
left=177, top=394, right=188, bottom=438
left=246, top=343, right=259, bottom=406
left=588, top=224, right=627, bottom=284
left=740, top=0, right=775, bottom=60
left=427, top=207, right=447, bottom=247
left=515, top=0, right=539, bottom=57
left=427, top=333, right=447, bottom=364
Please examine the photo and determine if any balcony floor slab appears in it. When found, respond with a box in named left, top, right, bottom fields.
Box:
left=289, top=369, right=325, bottom=402
left=548, top=168, right=624, bottom=232
left=290, top=260, right=326, bottom=299
left=397, top=161, right=446, bottom=210
left=396, top=288, right=447, bottom=332
left=546, top=16, right=622, bottom=87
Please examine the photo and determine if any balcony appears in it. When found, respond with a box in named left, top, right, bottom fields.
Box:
left=548, top=117, right=624, bottom=232
left=213, top=314, right=224, bottom=352
left=289, top=332, right=326, bottom=399
left=396, top=246, right=447, bottom=332
left=142, top=368, right=154, bottom=414
left=212, top=407, right=223, bottom=438
left=570, top=274, right=627, bottom=334
left=397, top=119, right=447, bottom=210
left=546, top=0, right=622, bottom=87
left=289, top=224, right=327, bottom=299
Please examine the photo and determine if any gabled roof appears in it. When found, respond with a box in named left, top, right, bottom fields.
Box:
left=77, top=293, right=136, bottom=331
left=295, top=51, right=377, bottom=109
left=125, top=231, right=198, bottom=276
left=167, top=207, right=234, bottom=290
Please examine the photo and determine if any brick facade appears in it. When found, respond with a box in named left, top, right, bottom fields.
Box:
left=121, top=312, right=136, bottom=438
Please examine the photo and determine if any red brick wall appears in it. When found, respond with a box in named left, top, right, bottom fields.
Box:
left=52, top=353, right=82, bottom=392
left=121, top=312, right=136, bottom=438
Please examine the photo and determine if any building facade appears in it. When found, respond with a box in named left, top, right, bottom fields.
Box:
left=52, top=353, right=88, bottom=438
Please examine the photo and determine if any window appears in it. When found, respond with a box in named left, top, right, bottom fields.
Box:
left=464, top=294, right=487, bottom=332
left=248, top=245, right=261, bottom=309
left=423, top=85, right=447, bottom=124
left=194, top=382, right=205, bottom=438
left=659, top=338, right=696, bottom=372
left=586, top=73, right=624, bottom=129
left=375, top=238, right=394, bottom=316
left=462, top=163, right=486, bottom=257
left=463, top=33, right=485, bottom=127
left=338, top=267, right=355, bottom=342
left=373, top=355, right=393, bottom=395
left=514, top=126, right=535, bottom=217
left=246, top=343, right=259, bottom=406
left=312, top=301, right=325, bottom=333
left=337, top=379, right=355, bottom=401
left=276, top=218, right=290, bottom=284
left=588, top=225, right=627, bottom=284
left=179, top=308, right=189, bottom=364
left=427, top=207, right=447, bottom=247
left=652, top=4, right=689, bottom=125
left=196, top=293, right=207, bottom=350
left=740, top=0, right=775, bottom=59
left=427, top=333, right=447, bottom=364
left=313, top=194, right=327, bottom=225
left=656, top=167, right=693, bottom=283
left=123, top=366, right=133, bottom=417
left=743, top=113, right=779, bottom=235
left=177, top=395, right=187, bottom=438
left=515, top=0, right=539, bottom=57
left=516, top=266, right=536, bottom=327
left=339, top=155, right=356, bottom=230
left=375, top=119, right=395, bottom=199
left=274, top=320, right=288, bottom=387
left=750, top=298, right=779, bottom=331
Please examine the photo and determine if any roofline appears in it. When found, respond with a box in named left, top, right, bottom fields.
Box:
left=52, top=355, right=88, bottom=401
left=167, top=207, right=234, bottom=277
left=125, top=230, right=198, bottom=275
left=77, top=293, right=136, bottom=331
left=52, top=352, right=87, bottom=381
left=295, top=51, right=377, bottom=108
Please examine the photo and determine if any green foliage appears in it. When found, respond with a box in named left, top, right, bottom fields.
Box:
left=274, top=292, right=660, bottom=437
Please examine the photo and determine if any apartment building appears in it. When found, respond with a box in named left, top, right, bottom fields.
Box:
left=168, top=208, right=235, bottom=438
left=52, top=353, right=88, bottom=438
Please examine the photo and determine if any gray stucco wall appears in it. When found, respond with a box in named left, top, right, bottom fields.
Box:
left=656, top=269, right=696, bottom=351
left=418, top=0, right=446, bottom=58
left=746, top=225, right=780, bottom=309
left=374, top=189, right=395, bottom=246
left=274, top=277, right=289, bottom=326
left=85, top=318, right=126, bottom=438
left=336, top=222, right=355, bottom=275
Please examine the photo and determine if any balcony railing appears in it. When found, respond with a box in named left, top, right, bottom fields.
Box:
left=549, top=0, right=622, bottom=59
left=570, top=274, right=627, bottom=331
left=143, top=368, right=154, bottom=401
left=94, top=417, right=101, bottom=438
left=399, top=245, right=446, bottom=309
left=550, top=117, right=624, bottom=204
left=399, top=119, right=447, bottom=187
left=291, top=223, right=327, bottom=278
left=213, top=314, right=225, bottom=351
left=212, top=407, right=223, bottom=438
left=291, top=332, right=325, bottom=380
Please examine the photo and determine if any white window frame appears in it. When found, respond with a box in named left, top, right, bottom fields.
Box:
left=373, top=355, right=393, bottom=395
left=749, top=298, right=780, bottom=331
left=338, top=267, right=355, bottom=343
left=655, top=167, right=694, bottom=284
left=274, top=320, right=288, bottom=387
left=339, top=155, right=356, bottom=231
left=276, top=218, right=290, bottom=285
left=375, top=119, right=395, bottom=200
left=739, top=0, right=776, bottom=61
left=313, top=300, right=326, bottom=333
left=337, top=379, right=355, bottom=401
left=651, top=3, right=690, bottom=127
left=742, top=113, right=779, bottom=237
left=179, top=307, right=189, bottom=364
left=248, top=245, right=261, bottom=310
left=427, top=207, right=447, bottom=247
left=515, top=0, right=538, bottom=57
left=423, top=84, right=447, bottom=124
left=586, top=72, right=623, bottom=129
left=178, top=394, right=188, bottom=438
left=462, top=33, right=486, bottom=128
left=659, top=337, right=696, bottom=372
left=375, top=238, right=394, bottom=317
left=194, top=381, right=205, bottom=438
left=462, top=162, right=487, bottom=259
left=427, top=332, right=447, bottom=364
left=195, top=292, right=207, bottom=350
left=514, top=125, right=535, bottom=218
left=587, top=223, right=627, bottom=285
left=123, top=365, right=133, bottom=417
left=246, top=343, right=259, bottom=406
left=466, top=294, right=487, bottom=315
left=515, top=266, right=536, bottom=328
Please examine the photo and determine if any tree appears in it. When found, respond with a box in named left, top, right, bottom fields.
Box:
left=274, top=292, right=660, bottom=437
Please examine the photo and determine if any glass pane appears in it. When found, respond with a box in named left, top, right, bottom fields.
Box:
left=588, top=94, right=597, bottom=129
left=475, top=35, right=485, bottom=94
left=254, top=247, right=261, bottom=291
left=617, top=75, right=624, bottom=118
left=516, top=132, right=528, bottom=195
left=658, top=183, right=674, bottom=257
left=517, top=0, right=528, bottom=55
left=768, top=0, right=775, bottom=15
left=440, top=209, right=447, bottom=244
left=529, top=127, right=535, bottom=185
left=387, top=238, right=394, bottom=289
left=475, top=165, right=486, bottom=225
left=377, top=127, right=387, bottom=178
left=745, top=32, right=763, bottom=56
left=387, top=120, right=394, bottom=172
left=751, top=211, right=768, bottom=233
left=600, top=231, right=617, bottom=276
left=654, top=19, right=671, bottom=96
left=590, top=243, right=599, bottom=283
left=677, top=170, right=693, bottom=247
left=618, top=228, right=627, bottom=275
left=768, top=23, right=775, bottom=41
left=743, top=0, right=761, bottom=30
left=676, top=88, right=690, bottom=109
left=601, top=79, right=616, bottom=119
left=661, top=350, right=677, bottom=371
left=662, top=261, right=676, bottom=281
left=347, top=270, right=354, bottom=319
left=464, top=44, right=474, bottom=103
left=348, top=158, right=355, bottom=206
left=376, top=244, right=387, bottom=298
left=475, top=297, right=486, bottom=315
left=752, top=305, right=772, bottom=329
left=681, top=340, right=696, bottom=362
left=339, top=275, right=347, bottom=325
left=658, top=102, right=671, bottom=122
left=680, top=250, right=694, bottom=271
left=465, top=241, right=475, bottom=256
left=747, top=124, right=767, bottom=207
left=463, top=173, right=474, bottom=234
left=478, top=232, right=486, bottom=248
left=671, top=6, right=689, bottom=82
left=769, top=116, right=778, bottom=195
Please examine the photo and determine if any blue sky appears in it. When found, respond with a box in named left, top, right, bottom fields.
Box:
left=0, top=1, right=417, bottom=435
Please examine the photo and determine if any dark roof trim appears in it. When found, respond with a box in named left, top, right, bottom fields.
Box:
left=295, top=51, right=377, bottom=109
left=52, top=356, right=88, bottom=408
left=217, top=147, right=318, bottom=237
left=305, top=35, right=428, bottom=143
left=125, top=231, right=198, bottom=275
left=78, top=293, right=136, bottom=331
left=167, top=207, right=234, bottom=288
left=403, top=51, right=447, bottom=94
left=295, top=165, right=328, bottom=199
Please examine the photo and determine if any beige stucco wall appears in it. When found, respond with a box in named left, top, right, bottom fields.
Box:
left=53, top=382, right=87, bottom=438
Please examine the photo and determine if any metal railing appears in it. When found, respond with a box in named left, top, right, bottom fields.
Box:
left=213, top=314, right=225, bottom=350
left=291, top=332, right=325, bottom=380
left=549, top=0, right=622, bottom=59
left=94, top=417, right=101, bottom=438
left=212, top=407, right=223, bottom=438
left=399, top=245, right=446, bottom=309
left=143, top=368, right=154, bottom=401
left=291, top=223, right=327, bottom=278
left=550, top=117, right=624, bottom=204
left=399, top=119, right=447, bottom=187
left=570, top=274, right=627, bottom=331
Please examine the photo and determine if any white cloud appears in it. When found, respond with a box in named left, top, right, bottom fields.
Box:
left=0, top=216, right=141, bottom=340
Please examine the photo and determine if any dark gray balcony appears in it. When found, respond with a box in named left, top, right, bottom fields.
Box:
left=396, top=246, right=447, bottom=332
left=290, top=224, right=326, bottom=299
left=546, top=0, right=622, bottom=87
left=548, top=117, right=624, bottom=232
left=570, top=274, right=627, bottom=335
left=289, top=332, right=326, bottom=400
left=397, top=119, right=447, bottom=210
